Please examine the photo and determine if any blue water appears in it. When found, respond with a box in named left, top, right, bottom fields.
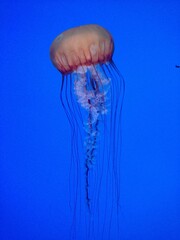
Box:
left=0, top=0, right=180, bottom=239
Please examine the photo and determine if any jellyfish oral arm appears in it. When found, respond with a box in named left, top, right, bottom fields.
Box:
left=73, top=64, right=111, bottom=210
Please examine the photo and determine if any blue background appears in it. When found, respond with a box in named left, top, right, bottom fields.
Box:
left=0, top=0, right=179, bottom=239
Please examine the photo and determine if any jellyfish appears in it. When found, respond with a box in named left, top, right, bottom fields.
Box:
left=50, top=24, right=125, bottom=240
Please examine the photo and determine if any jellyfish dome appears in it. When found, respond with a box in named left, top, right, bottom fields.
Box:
left=50, top=24, right=125, bottom=240
left=50, top=24, right=114, bottom=73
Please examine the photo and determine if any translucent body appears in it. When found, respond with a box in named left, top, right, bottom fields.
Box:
left=50, top=24, right=125, bottom=240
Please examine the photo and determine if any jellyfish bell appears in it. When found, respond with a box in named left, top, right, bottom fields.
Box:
left=50, top=24, right=125, bottom=240
left=50, top=24, right=114, bottom=73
